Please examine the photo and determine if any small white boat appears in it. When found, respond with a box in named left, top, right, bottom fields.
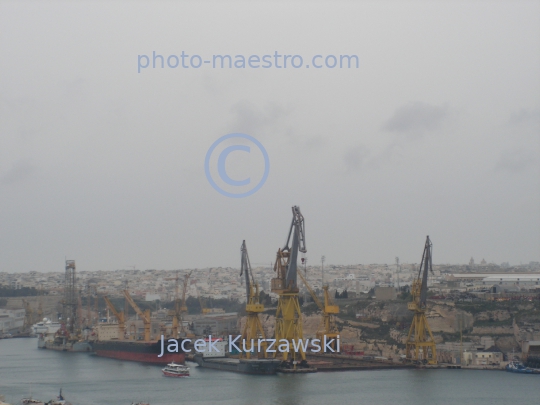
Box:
left=161, top=362, right=190, bottom=377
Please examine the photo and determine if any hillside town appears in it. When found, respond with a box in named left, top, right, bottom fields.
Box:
left=2, top=259, right=539, bottom=370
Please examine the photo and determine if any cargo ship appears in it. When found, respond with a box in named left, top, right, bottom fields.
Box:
left=91, top=339, right=185, bottom=364
left=193, top=338, right=281, bottom=375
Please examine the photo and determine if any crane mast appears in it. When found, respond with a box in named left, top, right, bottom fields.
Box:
left=297, top=271, right=339, bottom=350
left=405, top=235, right=437, bottom=365
left=103, top=295, right=125, bottom=338
left=123, top=289, right=151, bottom=342
left=239, top=240, right=267, bottom=358
left=22, top=299, right=34, bottom=331
left=197, top=287, right=211, bottom=314
left=165, top=271, right=183, bottom=338
left=271, top=206, right=309, bottom=368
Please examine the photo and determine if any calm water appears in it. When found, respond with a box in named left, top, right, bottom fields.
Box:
left=0, top=338, right=539, bottom=405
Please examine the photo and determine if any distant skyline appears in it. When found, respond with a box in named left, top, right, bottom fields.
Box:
left=1, top=1, right=539, bottom=273
left=3, top=259, right=539, bottom=275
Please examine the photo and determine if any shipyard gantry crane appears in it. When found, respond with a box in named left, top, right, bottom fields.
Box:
left=271, top=206, right=308, bottom=367
left=405, top=236, right=437, bottom=365
left=62, top=260, right=77, bottom=335
left=297, top=271, right=339, bottom=350
left=103, top=295, right=125, bottom=338
left=240, top=240, right=267, bottom=358
left=123, top=289, right=151, bottom=341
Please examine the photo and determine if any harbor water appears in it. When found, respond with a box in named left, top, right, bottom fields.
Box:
left=1, top=338, right=539, bottom=405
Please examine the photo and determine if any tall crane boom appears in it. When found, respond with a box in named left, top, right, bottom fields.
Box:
left=22, top=299, right=34, bottom=331
left=283, top=206, right=306, bottom=290
left=103, top=295, right=125, bottom=338
left=271, top=206, right=309, bottom=368
left=297, top=271, right=323, bottom=310
left=239, top=240, right=267, bottom=358
left=240, top=240, right=255, bottom=300
left=417, top=236, right=433, bottom=306
left=405, top=235, right=437, bottom=365
left=297, top=271, right=339, bottom=349
left=123, top=290, right=151, bottom=341
left=272, top=206, right=306, bottom=293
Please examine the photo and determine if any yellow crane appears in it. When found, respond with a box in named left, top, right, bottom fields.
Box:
left=103, top=295, right=125, bottom=338
left=165, top=271, right=183, bottom=338
left=37, top=300, right=43, bottom=322
left=239, top=240, right=267, bottom=358
left=179, top=271, right=195, bottom=338
left=22, top=299, right=34, bottom=331
left=197, top=287, right=212, bottom=315
left=123, top=290, right=151, bottom=342
left=271, top=206, right=308, bottom=368
left=297, top=271, right=339, bottom=349
left=405, top=236, right=437, bottom=365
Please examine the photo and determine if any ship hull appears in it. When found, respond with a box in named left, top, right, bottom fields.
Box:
left=91, top=340, right=185, bottom=365
left=38, top=337, right=92, bottom=352
left=194, top=354, right=281, bottom=375
left=162, top=370, right=189, bottom=377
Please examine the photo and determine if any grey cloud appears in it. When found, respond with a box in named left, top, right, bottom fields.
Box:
left=1, top=161, right=37, bottom=186
left=507, top=109, right=540, bottom=126
left=343, top=145, right=370, bottom=172
left=229, top=101, right=290, bottom=136
left=383, top=102, right=448, bottom=135
left=495, top=150, right=538, bottom=173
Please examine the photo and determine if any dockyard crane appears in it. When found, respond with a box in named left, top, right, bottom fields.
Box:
left=271, top=206, right=308, bottom=367
left=197, top=287, right=211, bottom=315
left=239, top=240, right=267, bottom=358
left=22, top=299, right=34, bottom=331
left=123, top=290, right=151, bottom=342
left=297, top=271, right=339, bottom=350
left=103, top=295, right=125, bottom=338
left=405, top=236, right=437, bottom=365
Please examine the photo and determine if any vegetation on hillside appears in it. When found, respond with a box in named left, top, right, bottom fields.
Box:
left=0, top=285, right=44, bottom=297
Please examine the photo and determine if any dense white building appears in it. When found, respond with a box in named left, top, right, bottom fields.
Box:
left=0, top=308, right=25, bottom=334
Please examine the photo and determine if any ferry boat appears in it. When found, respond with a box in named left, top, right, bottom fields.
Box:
left=162, top=362, right=190, bottom=377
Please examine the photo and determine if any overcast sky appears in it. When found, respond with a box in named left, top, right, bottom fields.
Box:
left=1, top=1, right=539, bottom=273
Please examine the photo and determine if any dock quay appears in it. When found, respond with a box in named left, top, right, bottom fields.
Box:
left=306, top=354, right=415, bottom=372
